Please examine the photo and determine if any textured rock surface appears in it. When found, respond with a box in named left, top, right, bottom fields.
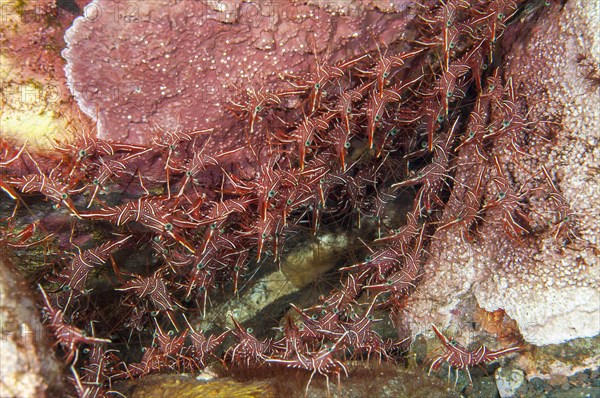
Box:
left=0, top=0, right=91, bottom=150
left=471, top=376, right=501, bottom=398
left=113, top=363, right=462, bottom=398
left=62, top=0, right=425, bottom=148
left=302, top=0, right=414, bottom=15
left=0, top=252, right=64, bottom=397
left=516, top=335, right=600, bottom=383
left=476, top=0, right=600, bottom=347
left=404, top=0, right=599, bottom=349
left=495, top=368, right=525, bottom=398
left=206, top=233, right=348, bottom=330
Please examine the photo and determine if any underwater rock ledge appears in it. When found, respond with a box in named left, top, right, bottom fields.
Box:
left=403, top=0, right=599, bottom=349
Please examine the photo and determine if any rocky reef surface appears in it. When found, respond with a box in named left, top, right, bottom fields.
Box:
left=0, top=1, right=598, bottom=397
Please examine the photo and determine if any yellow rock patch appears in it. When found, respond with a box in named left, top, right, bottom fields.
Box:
left=0, top=55, right=72, bottom=150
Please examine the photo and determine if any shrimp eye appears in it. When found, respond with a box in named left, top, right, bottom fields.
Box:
left=497, top=12, right=505, bottom=20
left=150, top=311, right=159, bottom=317
left=374, top=115, right=381, bottom=122
left=383, top=71, right=390, bottom=78
left=61, top=193, right=68, bottom=200
left=344, top=141, right=351, bottom=148
left=346, top=107, right=352, bottom=114
left=468, top=131, right=476, bottom=138
left=286, top=199, right=293, bottom=205
left=234, top=265, right=240, bottom=272
left=497, top=191, right=506, bottom=200
left=78, top=149, right=87, bottom=157
left=196, top=262, right=204, bottom=269
left=254, top=105, right=262, bottom=113
left=186, top=170, right=193, bottom=177
left=314, top=83, right=321, bottom=89
left=311, top=314, right=319, bottom=320
left=436, top=115, right=444, bottom=123
left=261, top=232, right=268, bottom=239
left=164, top=223, right=173, bottom=231
left=268, top=190, right=276, bottom=198
left=448, top=42, right=455, bottom=49
left=92, top=178, right=100, bottom=185
left=246, top=327, right=253, bottom=333
left=305, top=140, right=312, bottom=147
left=502, top=120, right=511, bottom=128
left=210, top=222, right=217, bottom=230
left=386, top=279, right=394, bottom=285
left=389, top=128, right=398, bottom=136
left=446, top=20, right=452, bottom=27
left=365, top=255, right=373, bottom=262
left=482, top=63, right=488, bottom=70
left=446, top=91, right=453, bottom=98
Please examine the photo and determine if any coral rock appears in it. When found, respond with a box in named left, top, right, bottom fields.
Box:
left=62, top=0, right=421, bottom=154
left=0, top=253, right=64, bottom=397
left=495, top=367, right=525, bottom=398
left=404, top=0, right=599, bottom=348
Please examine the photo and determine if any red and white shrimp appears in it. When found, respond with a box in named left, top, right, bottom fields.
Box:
left=428, top=324, right=521, bottom=386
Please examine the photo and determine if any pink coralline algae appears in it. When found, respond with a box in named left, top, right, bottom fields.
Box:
left=62, top=0, right=422, bottom=161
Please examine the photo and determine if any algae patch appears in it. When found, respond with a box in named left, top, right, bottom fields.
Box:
left=0, top=55, right=72, bottom=149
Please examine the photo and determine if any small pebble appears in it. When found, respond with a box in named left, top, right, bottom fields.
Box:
left=530, top=377, right=546, bottom=392
left=551, top=376, right=570, bottom=387
left=573, top=372, right=591, bottom=387
left=496, top=368, right=526, bottom=398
